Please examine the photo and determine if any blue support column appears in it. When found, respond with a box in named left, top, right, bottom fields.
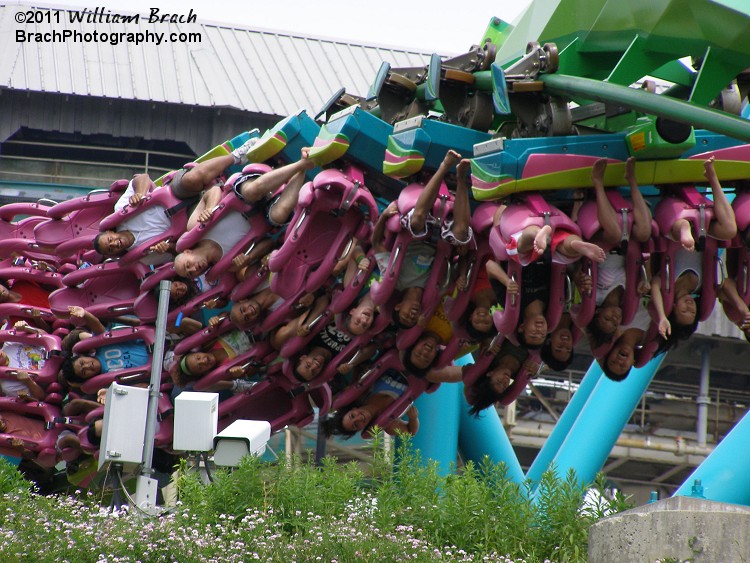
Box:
left=526, top=361, right=604, bottom=484
left=407, top=354, right=473, bottom=476
left=458, top=392, right=525, bottom=484
left=408, top=381, right=462, bottom=476
left=546, top=354, right=665, bottom=486
left=673, top=409, right=750, bottom=505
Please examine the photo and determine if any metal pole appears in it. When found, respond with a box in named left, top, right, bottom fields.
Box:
left=134, top=280, right=171, bottom=512
left=696, top=346, right=711, bottom=448
left=714, top=388, right=721, bottom=443
left=142, top=280, right=171, bottom=471
left=541, top=73, right=750, bottom=144
left=285, top=427, right=293, bottom=467
left=504, top=400, right=517, bottom=429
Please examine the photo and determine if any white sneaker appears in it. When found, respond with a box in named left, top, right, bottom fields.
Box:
left=231, top=378, right=257, bottom=394
left=231, top=137, right=259, bottom=164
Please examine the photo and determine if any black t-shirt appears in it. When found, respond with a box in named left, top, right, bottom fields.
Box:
left=310, top=321, right=352, bottom=356
left=492, top=259, right=550, bottom=311
left=492, top=339, right=529, bottom=368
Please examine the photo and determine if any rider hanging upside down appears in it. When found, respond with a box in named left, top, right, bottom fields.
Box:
left=372, top=150, right=473, bottom=329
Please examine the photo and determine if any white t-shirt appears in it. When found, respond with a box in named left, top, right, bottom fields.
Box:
left=120, top=210, right=171, bottom=247
left=115, top=181, right=172, bottom=265
left=596, top=253, right=626, bottom=306
left=0, top=379, right=28, bottom=397
left=204, top=211, right=250, bottom=257
left=674, top=248, right=703, bottom=291
left=1, top=342, right=46, bottom=397
left=621, top=298, right=652, bottom=332
left=2, top=342, right=46, bottom=371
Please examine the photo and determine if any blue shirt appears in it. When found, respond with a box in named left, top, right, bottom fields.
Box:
left=95, top=340, right=150, bottom=373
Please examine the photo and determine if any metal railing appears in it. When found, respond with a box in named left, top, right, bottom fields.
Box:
left=0, top=139, right=194, bottom=187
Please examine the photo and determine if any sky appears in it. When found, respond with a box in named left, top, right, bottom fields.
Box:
left=9, top=0, right=533, bottom=54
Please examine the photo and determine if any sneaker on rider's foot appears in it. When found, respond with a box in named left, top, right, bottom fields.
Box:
left=231, top=137, right=258, bottom=165
left=231, top=379, right=257, bottom=394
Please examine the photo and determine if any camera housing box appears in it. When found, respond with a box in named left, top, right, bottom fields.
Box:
left=213, top=419, right=271, bottom=467
left=98, top=383, right=149, bottom=470
left=173, top=392, right=219, bottom=452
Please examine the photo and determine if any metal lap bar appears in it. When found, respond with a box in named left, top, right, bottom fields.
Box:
left=348, top=349, right=363, bottom=366
left=717, top=257, right=727, bottom=288
left=357, top=367, right=377, bottom=388
left=118, top=373, right=148, bottom=383
left=698, top=204, right=707, bottom=239
left=431, top=195, right=449, bottom=244
left=292, top=209, right=308, bottom=239
left=243, top=240, right=258, bottom=256
left=388, top=246, right=401, bottom=276
left=84, top=189, right=110, bottom=200
left=308, top=313, right=326, bottom=330
left=486, top=333, right=502, bottom=355
left=442, top=259, right=452, bottom=288
left=339, top=238, right=354, bottom=261
left=620, top=208, right=629, bottom=243
left=565, top=274, right=573, bottom=305
left=239, top=359, right=261, bottom=372
left=463, top=259, right=475, bottom=291
left=339, top=180, right=361, bottom=214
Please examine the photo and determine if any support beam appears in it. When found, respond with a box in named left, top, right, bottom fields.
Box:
left=458, top=390, right=525, bottom=485
left=603, top=457, right=630, bottom=474
left=525, top=361, right=603, bottom=484
left=408, top=379, right=461, bottom=476
left=544, top=354, right=665, bottom=487
left=696, top=345, right=712, bottom=448
left=527, top=382, right=560, bottom=422
left=653, top=464, right=689, bottom=484
left=541, top=73, right=750, bottom=143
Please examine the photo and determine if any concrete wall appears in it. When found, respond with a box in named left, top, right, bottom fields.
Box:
left=589, top=496, right=750, bottom=562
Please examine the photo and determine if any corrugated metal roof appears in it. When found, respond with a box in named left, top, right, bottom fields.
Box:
left=0, top=3, right=434, bottom=116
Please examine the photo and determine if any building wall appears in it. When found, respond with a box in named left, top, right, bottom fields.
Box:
left=0, top=89, right=280, bottom=155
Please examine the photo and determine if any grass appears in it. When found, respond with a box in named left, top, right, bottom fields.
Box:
left=0, top=433, right=631, bottom=562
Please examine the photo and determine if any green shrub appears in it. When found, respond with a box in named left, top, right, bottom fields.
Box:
left=0, top=433, right=631, bottom=562
left=0, top=458, right=32, bottom=497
